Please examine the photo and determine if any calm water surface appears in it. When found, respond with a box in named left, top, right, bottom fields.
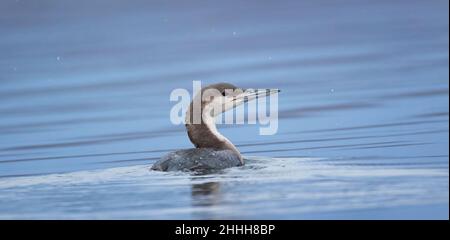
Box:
left=0, top=0, right=448, bottom=219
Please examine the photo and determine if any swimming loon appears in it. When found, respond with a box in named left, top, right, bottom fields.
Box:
left=151, top=83, right=279, bottom=172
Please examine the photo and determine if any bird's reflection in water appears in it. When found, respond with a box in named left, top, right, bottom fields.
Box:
left=190, top=179, right=224, bottom=219
left=191, top=181, right=221, bottom=207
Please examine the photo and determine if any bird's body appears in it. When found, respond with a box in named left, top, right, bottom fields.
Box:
left=151, top=83, right=279, bottom=172
left=151, top=148, right=242, bottom=172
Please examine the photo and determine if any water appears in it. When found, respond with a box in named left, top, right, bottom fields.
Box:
left=0, top=0, right=448, bottom=219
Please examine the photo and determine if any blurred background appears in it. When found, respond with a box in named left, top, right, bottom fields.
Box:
left=0, top=0, right=448, bottom=219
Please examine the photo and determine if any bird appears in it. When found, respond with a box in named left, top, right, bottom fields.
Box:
left=151, top=82, right=279, bottom=172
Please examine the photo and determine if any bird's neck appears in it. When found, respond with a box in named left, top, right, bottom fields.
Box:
left=185, top=107, right=242, bottom=161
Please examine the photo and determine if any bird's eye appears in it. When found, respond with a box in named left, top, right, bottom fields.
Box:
left=221, top=91, right=226, bottom=96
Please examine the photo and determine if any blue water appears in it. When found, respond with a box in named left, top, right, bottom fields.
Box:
left=0, top=0, right=448, bottom=219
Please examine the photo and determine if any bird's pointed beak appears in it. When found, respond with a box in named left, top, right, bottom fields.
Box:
left=239, top=88, right=281, bottom=103
left=221, top=88, right=280, bottom=113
